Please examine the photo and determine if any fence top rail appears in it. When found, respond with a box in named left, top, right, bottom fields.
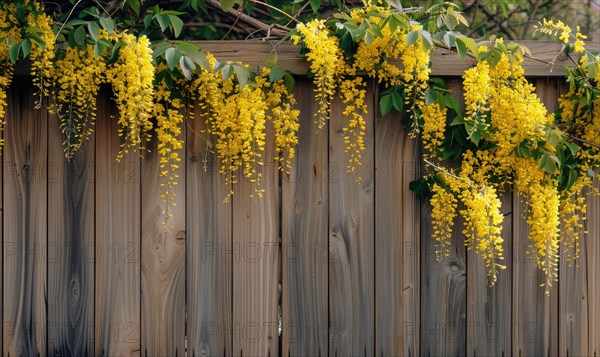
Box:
left=13, top=40, right=599, bottom=77
left=199, top=40, right=599, bottom=77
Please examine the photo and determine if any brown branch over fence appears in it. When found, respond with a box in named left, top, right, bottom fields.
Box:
left=2, top=42, right=600, bottom=357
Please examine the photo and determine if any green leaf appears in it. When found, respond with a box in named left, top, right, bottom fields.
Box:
left=391, top=90, right=403, bottom=112
left=456, top=37, right=478, bottom=58
left=169, top=15, right=184, bottom=38
left=221, top=64, right=234, bottom=82
left=283, top=73, right=295, bottom=93
left=470, top=130, right=481, bottom=146
left=28, top=33, right=46, bottom=51
left=165, top=47, right=180, bottom=71
left=406, top=31, right=419, bottom=47
left=155, top=13, right=169, bottom=32
left=233, top=64, right=248, bottom=88
left=220, top=0, right=240, bottom=11
left=74, top=25, right=86, bottom=46
left=565, top=141, right=578, bottom=156
left=8, top=43, right=20, bottom=63
left=269, top=66, right=286, bottom=82
left=179, top=56, right=195, bottom=80
left=565, top=168, right=578, bottom=190
left=99, top=17, right=114, bottom=34
left=94, top=41, right=106, bottom=57
left=455, top=37, right=467, bottom=59
left=309, top=0, right=321, bottom=13
left=20, top=39, right=31, bottom=58
left=88, top=21, right=100, bottom=41
left=450, top=116, right=464, bottom=126
left=187, top=51, right=210, bottom=71
left=424, top=88, right=437, bottom=105
left=380, top=93, right=393, bottom=116
left=128, top=0, right=141, bottom=14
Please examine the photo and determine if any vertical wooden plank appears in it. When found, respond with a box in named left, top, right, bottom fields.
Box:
left=141, top=127, right=186, bottom=354
left=47, top=112, right=95, bottom=355
left=512, top=78, right=560, bottom=357
left=282, top=79, right=328, bottom=356
left=328, top=79, right=375, bottom=356
left=467, top=191, right=512, bottom=356
left=232, top=124, right=280, bottom=356
left=95, top=90, right=141, bottom=356
left=586, top=178, right=600, bottom=356
left=2, top=79, right=47, bottom=356
left=187, top=105, right=233, bottom=356
left=558, top=79, right=590, bottom=357
left=420, top=78, right=467, bottom=356
left=374, top=100, right=420, bottom=356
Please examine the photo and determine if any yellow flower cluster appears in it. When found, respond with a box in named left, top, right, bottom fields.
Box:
left=536, top=19, right=587, bottom=53
left=258, top=68, right=300, bottom=172
left=430, top=181, right=458, bottom=261
left=291, top=20, right=344, bottom=129
left=420, top=102, right=447, bottom=157
left=153, top=66, right=185, bottom=226
left=460, top=185, right=506, bottom=285
left=191, top=54, right=268, bottom=200
left=27, top=3, right=55, bottom=107
left=339, top=77, right=367, bottom=177
left=50, top=45, right=106, bottom=157
left=106, top=32, right=155, bottom=160
left=293, top=6, right=432, bottom=175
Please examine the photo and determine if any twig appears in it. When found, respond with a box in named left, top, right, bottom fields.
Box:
left=246, top=0, right=298, bottom=23
left=205, top=0, right=289, bottom=38
left=53, top=0, right=83, bottom=41
left=423, top=158, right=480, bottom=190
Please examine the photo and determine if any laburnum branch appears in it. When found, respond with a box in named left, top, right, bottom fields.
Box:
left=205, top=0, right=290, bottom=38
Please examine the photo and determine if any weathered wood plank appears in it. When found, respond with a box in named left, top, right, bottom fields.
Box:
left=374, top=94, right=420, bottom=356
left=197, top=40, right=599, bottom=77
left=141, top=127, right=186, bottom=355
left=512, top=78, right=561, bottom=357
left=328, top=80, right=375, bottom=356
left=95, top=90, right=141, bottom=356
left=586, top=179, right=600, bottom=356
left=467, top=191, right=512, bottom=356
left=558, top=80, right=591, bottom=357
left=232, top=125, right=280, bottom=356
left=420, top=78, right=467, bottom=356
left=281, top=79, right=329, bottom=356
left=186, top=105, right=233, bottom=356
left=47, top=110, right=95, bottom=355
left=2, top=79, right=47, bottom=356
left=512, top=194, right=559, bottom=356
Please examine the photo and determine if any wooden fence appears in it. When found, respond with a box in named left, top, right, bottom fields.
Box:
left=1, top=42, right=599, bottom=357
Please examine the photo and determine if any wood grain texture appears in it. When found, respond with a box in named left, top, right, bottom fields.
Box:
left=47, top=111, right=95, bottom=355
left=512, top=79, right=561, bottom=357
left=196, top=40, right=599, bottom=77
left=374, top=102, right=420, bottom=357
left=141, top=129, right=186, bottom=355
left=281, top=79, right=329, bottom=356
left=95, top=90, right=141, bottom=356
left=186, top=105, right=233, bottom=356
left=420, top=78, right=467, bottom=357
left=328, top=80, right=375, bottom=356
left=512, top=194, right=559, bottom=357
left=2, top=79, right=47, bottom=356
left=586, top=179, right=600, bottom=356
left=467, top=191, right=512, bottom=356
left=232, top=125, right=280, bottom=356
